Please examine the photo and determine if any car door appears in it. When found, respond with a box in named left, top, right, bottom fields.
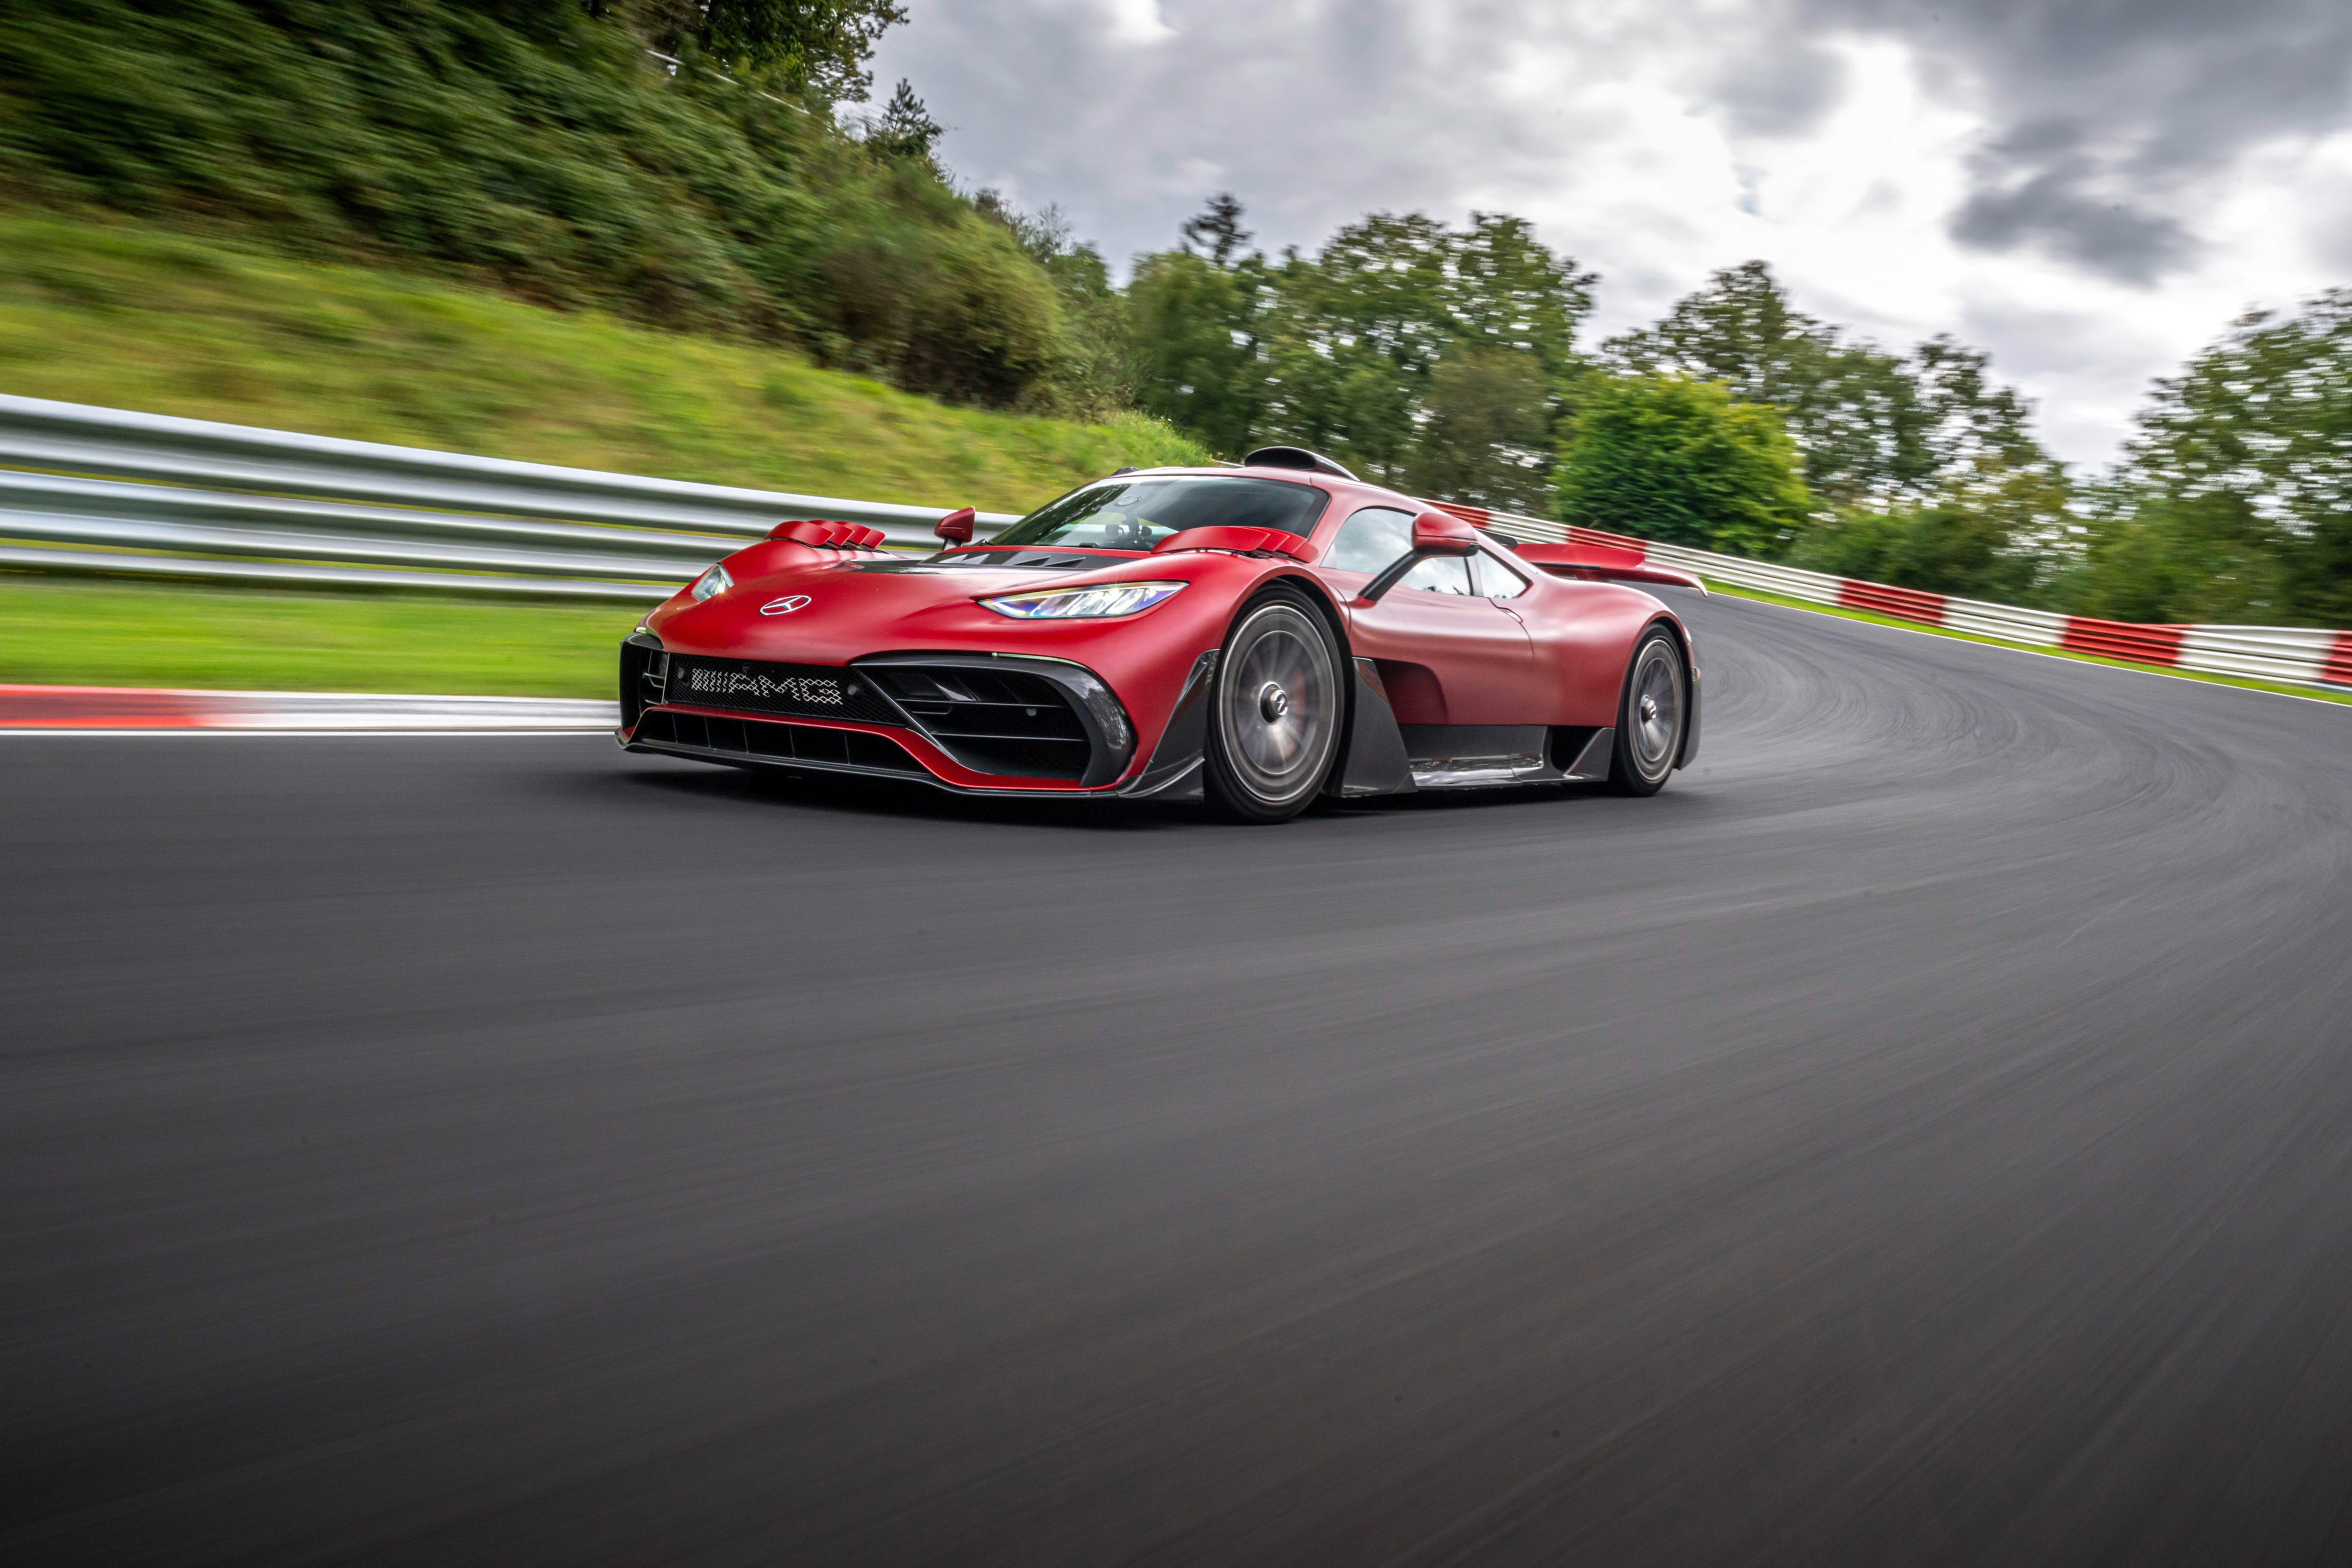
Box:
left=1313, top=506, right=1538, bottom=725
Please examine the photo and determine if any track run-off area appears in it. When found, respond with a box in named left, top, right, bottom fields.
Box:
left=6, top=592, right=2352, bottom=1565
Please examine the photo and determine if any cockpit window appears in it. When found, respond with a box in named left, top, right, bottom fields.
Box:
left=991, top=476, right=1330, bottom=550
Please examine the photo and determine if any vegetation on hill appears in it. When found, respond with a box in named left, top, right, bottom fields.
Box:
left=0, top=219, right=1206, bottom=510
left=0, top=0, right=1110, bottom=410
left=0, top=0, right=2344, bottom=631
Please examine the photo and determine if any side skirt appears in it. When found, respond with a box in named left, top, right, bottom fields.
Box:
left=1334, top=658, right=1415, bottom=798
left=1393, top=723, right=1615, bottom=790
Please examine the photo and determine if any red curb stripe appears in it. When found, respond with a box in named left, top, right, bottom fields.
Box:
left=1565, top=526, right=1651, bottom=558
left=2324, top=633, right=2352, bottom=688
left=1432, top=502, right=1492, bottom=527
left=2061, top=618, right=2187, bottom=667
left=1838, top=580, right=1948, bottom=626
left=0, top=684, right=221, bottom=728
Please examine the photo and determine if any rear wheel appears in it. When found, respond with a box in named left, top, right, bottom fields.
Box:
left=1606, top=626, right=1687, bottom=796
left=1203, top=589, right=1344, bottom=823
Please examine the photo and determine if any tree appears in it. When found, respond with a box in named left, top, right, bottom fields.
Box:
left=1405, top=348, right=1553, bottom=514
left=865, top=78, right=942, bottom=165
left=2089, top=290, right=2352, bottom=625
left=1556, top=376, right=1813, bottom=557
left=1179, top=193, right=1252, bottom=267
left=1247, top=211, right=1594, bottom=486
left=1127, top=250, right=1261, bottom=456
left=977, top=191, right=1135, bottom=415
left=658, top=0, right=910, bottom=100
left=1608, top=262, right=2062, bottom=520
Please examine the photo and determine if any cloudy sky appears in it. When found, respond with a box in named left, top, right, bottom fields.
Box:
left=869, top=0, right=2352, bottom=469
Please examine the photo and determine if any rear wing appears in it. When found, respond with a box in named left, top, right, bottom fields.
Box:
left=1511, top=541, right=1707, bottom=595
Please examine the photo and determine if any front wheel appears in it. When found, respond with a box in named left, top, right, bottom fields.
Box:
left=1606, top=626, right=1688, bottom=796
left=1203, top=590, right=1344, bottom=823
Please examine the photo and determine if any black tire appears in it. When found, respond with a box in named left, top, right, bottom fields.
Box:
left=1606, top=625, right=1688, bottom=797
left=1202, top=588, right=1345, bottom=823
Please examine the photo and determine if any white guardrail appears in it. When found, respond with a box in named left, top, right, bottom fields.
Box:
left=0, top=395, right=1018, bottom=601
left=0, top=394, right=2343, bottom=691
left=1449, top=501, right=2352, bottom=693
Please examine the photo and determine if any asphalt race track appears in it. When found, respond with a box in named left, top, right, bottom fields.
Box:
left=8, top=593, right=2352, bottom=1566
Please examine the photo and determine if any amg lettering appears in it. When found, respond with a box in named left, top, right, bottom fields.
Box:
left=684, top=668, right=843, bottom=706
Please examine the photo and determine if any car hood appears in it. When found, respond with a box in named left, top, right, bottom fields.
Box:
left=647, top=551, right=1164, bottom=664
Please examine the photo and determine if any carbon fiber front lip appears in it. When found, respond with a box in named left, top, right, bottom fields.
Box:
left=614, top=726, right=1127, bottom=798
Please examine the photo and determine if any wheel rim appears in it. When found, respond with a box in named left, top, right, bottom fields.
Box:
left=1629, top=638, right=1683, bottom=779
left=1218, top=604, right=1338, bottom=806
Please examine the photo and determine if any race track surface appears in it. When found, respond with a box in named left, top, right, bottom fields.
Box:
left=7, top=594, right=2352, bottom=1565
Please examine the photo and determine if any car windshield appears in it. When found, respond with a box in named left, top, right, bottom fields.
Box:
left=991, top=476, right=1329, bottom=550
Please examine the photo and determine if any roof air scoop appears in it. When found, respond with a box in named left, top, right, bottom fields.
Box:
left=1242, top=446, right=1357, bottom=480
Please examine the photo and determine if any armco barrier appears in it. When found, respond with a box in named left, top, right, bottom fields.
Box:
left=1430, top=501, right=2352, bottom=693
left=0, top=394, right=1019, bottom=597
left=1, top=395, right=2345, bottom=693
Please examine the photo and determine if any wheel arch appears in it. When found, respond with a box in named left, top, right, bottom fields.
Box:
left=1256, top=569, right=1364, bottom=789
left=1637, top=611, right=1700, bottom=770
left=1259, top=567, right=1354, bottom=662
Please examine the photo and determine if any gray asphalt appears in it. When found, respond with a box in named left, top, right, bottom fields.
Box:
left=7, top=594, right=2352, bottom=1566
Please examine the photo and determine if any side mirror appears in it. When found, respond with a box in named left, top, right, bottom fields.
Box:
left=1361, top=510, right=1483, bottom=603
left=934, top=506, right=976, bottom=546
left=1410, top=510, right=1479, bottom=556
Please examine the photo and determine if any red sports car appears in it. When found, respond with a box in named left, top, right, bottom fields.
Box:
left=618, top=448, right=1703, bottom=822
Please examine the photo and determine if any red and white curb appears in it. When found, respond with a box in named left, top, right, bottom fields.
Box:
left=1431, top=503, right=2352, bottom=693
left=0, top=684, right=618, bottom=732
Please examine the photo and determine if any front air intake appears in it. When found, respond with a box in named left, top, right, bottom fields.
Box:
left=631, top=710, right=924, bottom=773
left=864, top=664, right=1094, bottom=781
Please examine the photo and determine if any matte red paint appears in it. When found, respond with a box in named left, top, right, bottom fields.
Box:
left=1410, top=511, right=1482, bottom=555
left=639, top=464, right=1691, bottom=789
left=1516, top=542, right=1707, bottom=595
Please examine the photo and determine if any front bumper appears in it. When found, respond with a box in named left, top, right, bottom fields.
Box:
left=618, top=634, right=1155, bottom=795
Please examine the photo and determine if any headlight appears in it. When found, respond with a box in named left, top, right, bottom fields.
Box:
left=979, top=581, right=1186, bottom=620
left=689, top=562, right=733, bottom=601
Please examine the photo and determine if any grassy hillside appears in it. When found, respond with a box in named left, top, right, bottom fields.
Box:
left=0, top=218, right=1207, bottom=510
left=0, top=218, right=1210, bottom=696
left=0, top=0, right=1103, bottom=409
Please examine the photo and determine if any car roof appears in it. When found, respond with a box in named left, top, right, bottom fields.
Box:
left=1113, top=465, right=1422, bottom=515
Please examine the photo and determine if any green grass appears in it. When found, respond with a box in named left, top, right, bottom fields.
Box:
left=0, top=577, right=631, bottom=696
left=1703, top=578, right=2352, bottom=706
left=0, top=216, right=1208, bottom=512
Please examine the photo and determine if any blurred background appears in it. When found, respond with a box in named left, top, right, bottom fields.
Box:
left=0, top=0, right=2347, bottom=700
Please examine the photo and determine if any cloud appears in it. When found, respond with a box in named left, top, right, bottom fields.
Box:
left=1794, top=0, right=2352, bottom=282
left=867, top=0, right=2352, bottom=466
left=1710, top=38, right=1850, bottom=138
left=1099, top=0, right=1174, bottom=46
left=1950, top=140, right=2198, bottom=284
